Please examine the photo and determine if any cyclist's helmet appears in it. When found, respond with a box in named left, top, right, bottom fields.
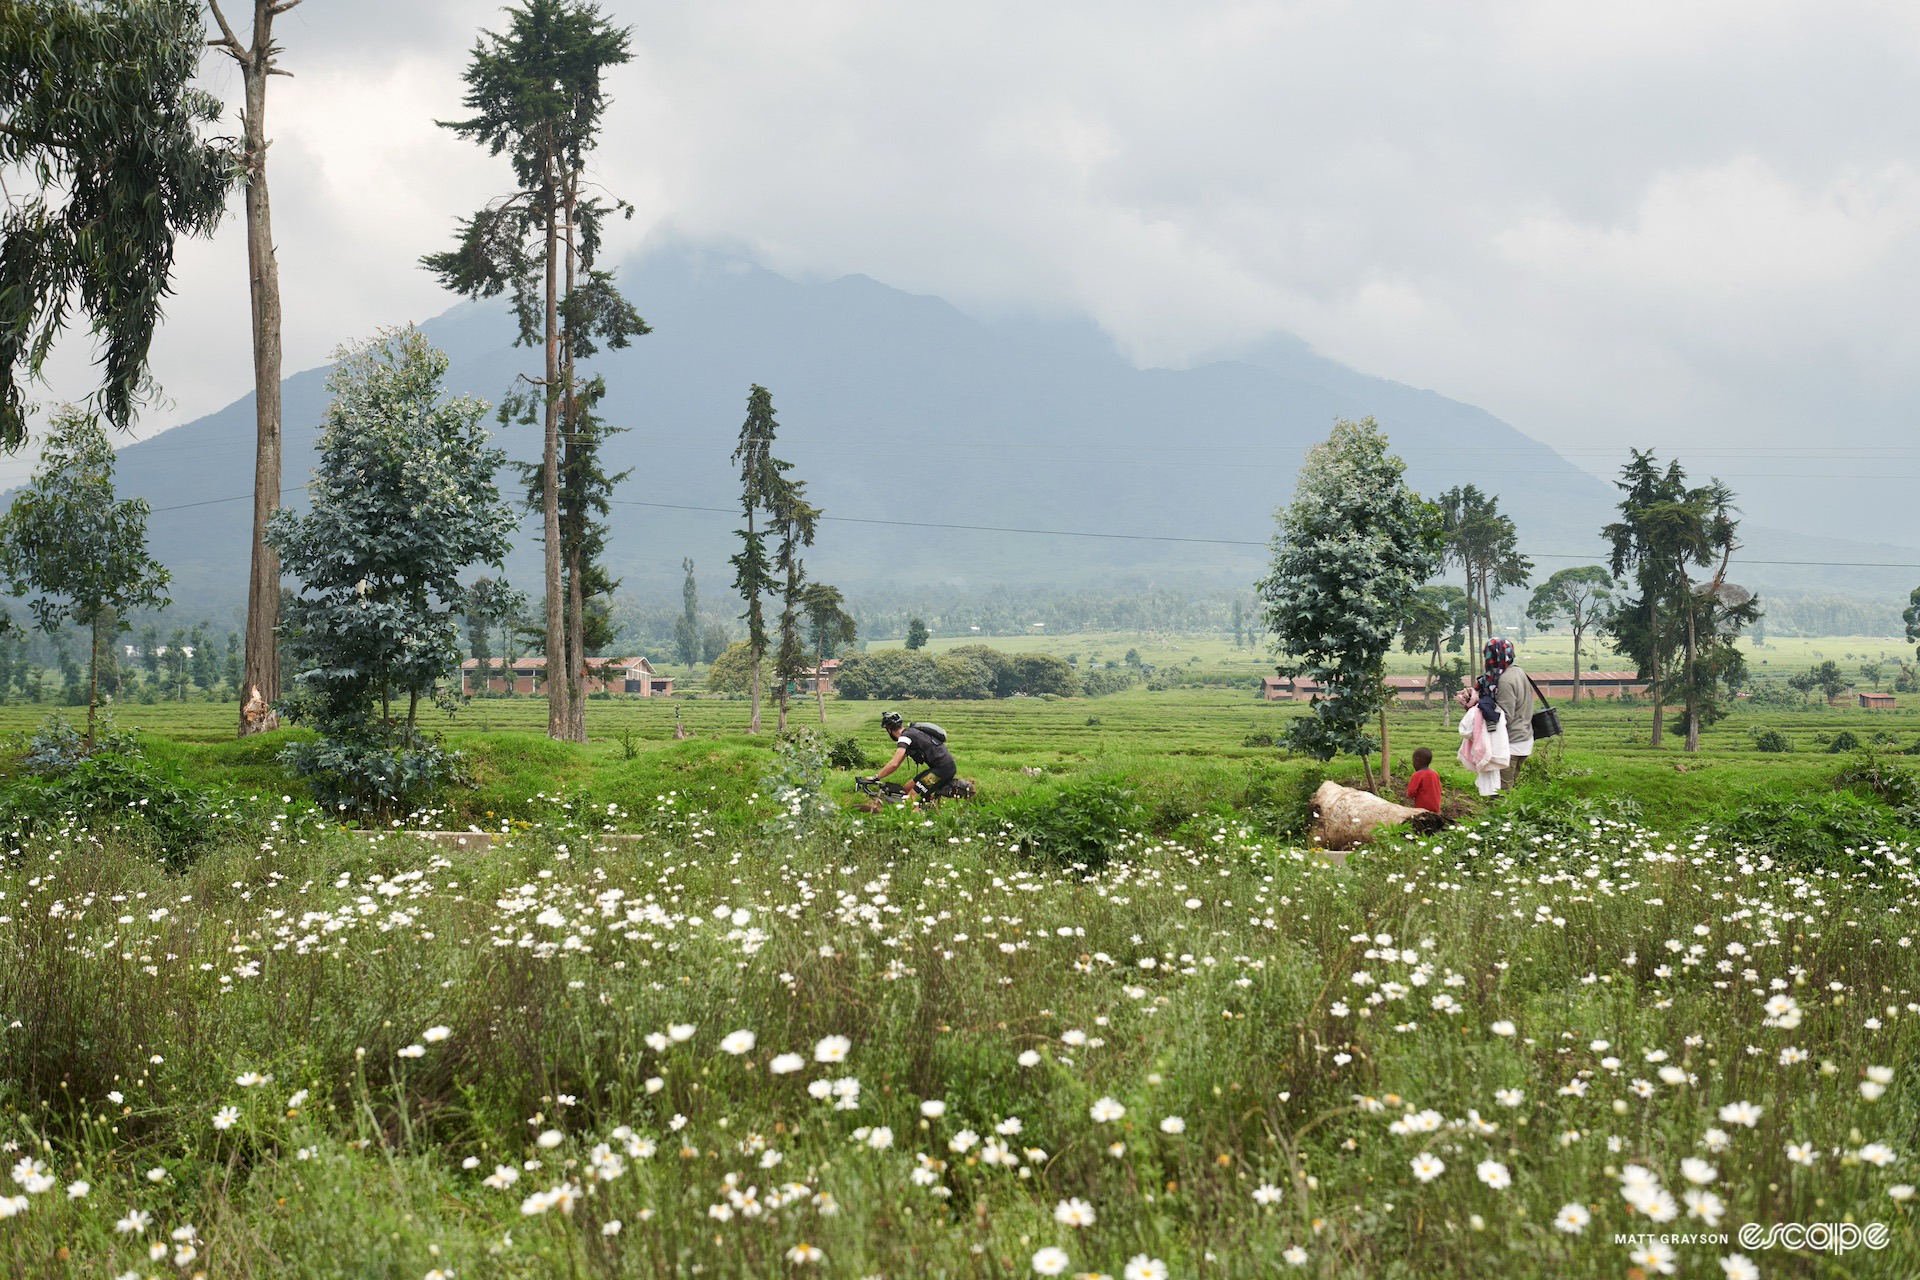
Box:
left=881, top=711, right=904, bottom=731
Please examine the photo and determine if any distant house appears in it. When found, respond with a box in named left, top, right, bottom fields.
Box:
left=608, top=656, right=674, bottom=698
left=799, top=658, right=842, bottom=697
left=459, top=656, right=673, bottom=698
left=1527, top=671, right=1649, bottom=701
left=1259, top=669, right=1650, bottom=703
left=1859, top=691, right=1897, bottom=710
left=1262, top=675, right=1432, bottom=702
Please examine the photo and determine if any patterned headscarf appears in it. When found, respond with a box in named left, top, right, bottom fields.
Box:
left=1483, top=637, right=1515, bottom=677
left=1473, top=672, right=1503, bottom=725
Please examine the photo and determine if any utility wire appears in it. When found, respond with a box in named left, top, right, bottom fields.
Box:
left=138, top=489, right=1920, bottom=570
left=603, top=500, right=1920, bottom=570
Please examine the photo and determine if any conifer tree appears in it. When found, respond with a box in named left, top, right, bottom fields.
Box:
left=424, top=0, right=645, bottom=743
left=729, top=385, right=789, bottom=733
left=768, top=478, right=820, bottom=733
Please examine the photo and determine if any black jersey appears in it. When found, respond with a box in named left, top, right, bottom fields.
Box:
left=898, top=725, right=955, bottom=774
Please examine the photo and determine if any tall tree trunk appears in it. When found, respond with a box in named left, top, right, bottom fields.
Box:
left=816, top=639, right=829, bottom=725
left=567, top=538, right=586, bottom=740
left=1648, top=598, right=1664, bottom=749
left=87, top=616, right=100, bottom=747
left=560, top=180, right=587, bottom=744
left=1684, top=592, right=1700, bottom=753
left=539, top=174, right=569, bottom=741
left=777, top=680, right=788, bottom=733
left=1571, top=627, right=1582, bottom=704
left=221, top=0, right=290, bottom=738
left=746, top=510, right=762, bottom=734
left=1378, top=705, right=1391, bottom=793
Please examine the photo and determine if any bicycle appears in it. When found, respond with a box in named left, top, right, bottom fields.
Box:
left=852, top=775, right=978, bottom=807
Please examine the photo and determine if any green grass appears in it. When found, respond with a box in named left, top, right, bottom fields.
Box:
left=4, top=678, right=1914, bottom=830
left=0, top=774, right=1916, bottom=1276
left=0, top=666, right=1916, bottom=1275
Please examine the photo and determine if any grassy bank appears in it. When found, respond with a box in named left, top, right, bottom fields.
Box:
left=0, top=684, right=1916, bottom=1275
left=0, top=789, right=1916, bottom=1276
left=0, top=685, right=1913, bottom=833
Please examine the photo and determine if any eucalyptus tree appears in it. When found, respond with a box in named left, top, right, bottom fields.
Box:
left=423, top=0, right=645, bottom=743
left=1437, top=485, right=1531, bottom=657
left=0, top=407, right=170, bottom=742
left=1603, top=453, right=1691, bottom=748
left=1602, top=454, right=1757, bottom=751
left=206, top=0, right=308, bottom=736
left=1526, top=566, right=1615, bottom=702
left=1401, top=583, right=1467, bottom=702
left=266, top=328, right=513, bottom=813
left=1258, top=417, right=1441, bottom=789
left=729, top=384, right=789, bottom=733
left=801, top=582, right=858, bottom=724
left=0, top=0, right=232, bottom=443
left=768, top=477, right=820, bottom=733
left=513, top=372, right=629, bottom=734
left=1673, top=482, right=1759, bottom=750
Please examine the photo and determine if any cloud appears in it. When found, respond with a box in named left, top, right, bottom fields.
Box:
left=25, top=0, right=1920, bottom=543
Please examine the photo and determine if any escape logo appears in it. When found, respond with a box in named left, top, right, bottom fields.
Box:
left=1736, top=1222, right=1891, bottom=1253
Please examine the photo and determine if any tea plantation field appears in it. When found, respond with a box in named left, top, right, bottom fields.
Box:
left=0, top=672, right=1914, bottom=830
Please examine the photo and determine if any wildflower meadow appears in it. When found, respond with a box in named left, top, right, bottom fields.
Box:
left=1, top=761, right=1916, bottom=1279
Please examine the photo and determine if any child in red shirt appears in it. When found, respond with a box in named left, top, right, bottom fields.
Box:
left=1404, top=746, right=1441, bottom=813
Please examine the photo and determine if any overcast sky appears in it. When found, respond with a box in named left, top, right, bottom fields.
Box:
left=26, top=0, right=1920, bottom=537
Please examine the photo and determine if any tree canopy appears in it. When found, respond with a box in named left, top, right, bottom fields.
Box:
left=0, top=405, right=169, bottom=738
left=267, top=328, right=514, bottom=811
left=424, top=0, right=644, bottom=744
left=0, top=0, right=234, bottom=444
left=1526, top=566, right=1614, bottom=701
left=1258, top=418, right=1441, bottom=769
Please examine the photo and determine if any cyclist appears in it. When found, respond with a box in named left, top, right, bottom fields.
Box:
left=868, top=711, right=956, bottom=805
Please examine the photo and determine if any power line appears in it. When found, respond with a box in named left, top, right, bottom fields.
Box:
left=148, top=485, right=306, bottom=513
left=605, top=499, right=1920, bottom=569
left=144, top=489, right=1920, bottom=569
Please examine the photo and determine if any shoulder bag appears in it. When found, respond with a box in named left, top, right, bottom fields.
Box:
left=1526, top=676, right=1563, bottom=740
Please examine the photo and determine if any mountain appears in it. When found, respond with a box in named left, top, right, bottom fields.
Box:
left=109, top=244, right=1919, bottom=623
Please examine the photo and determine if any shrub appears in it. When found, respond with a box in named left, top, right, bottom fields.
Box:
left=1704, top=791, right=1909, bottom=872
left=824, top=734, right=871, bottom=770
left=833, top=645, right=1080, bottom=700
left=278, top=722, right=465, bottom=818
left=760, top=729, right=837, bottom=839
left=1827, top=730, right=1862, bottom=754
left=1080, top=667, right=1134, bottom=697
left=830, top=649, right=946, bottom=700
left=0, top=749, right=241, bottom=869
left=705, top=642, right=755, bottom=693
left=1833, top=754, right=1920, bottom=809
left=18, top=713, right=141, bottom=777
left=997, top=777, right=1142, bottom=869
left=1753, top=729, right=1793, bottom=753
left=1271, top=766, right=1326, bottom=840
left=1012, top=652, right=1079, bottom=697
left=1242, top=731, right=1275, bottom=748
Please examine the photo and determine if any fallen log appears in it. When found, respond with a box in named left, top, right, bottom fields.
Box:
left=1311, top=780, right=1438, bottom=849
